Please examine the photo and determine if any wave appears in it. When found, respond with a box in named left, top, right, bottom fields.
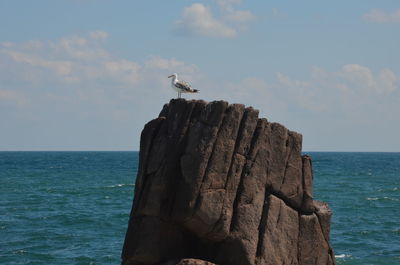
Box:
left=105, top=183, right=135, bottom=188
left=335, top=254, right=352, bottom=259
left=378, top=187, right=399, bottom=192
left=366, top=196, right=398, bottom=201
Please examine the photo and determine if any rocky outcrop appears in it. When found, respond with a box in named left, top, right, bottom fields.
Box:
left=122, top=99, right=335, bottom=265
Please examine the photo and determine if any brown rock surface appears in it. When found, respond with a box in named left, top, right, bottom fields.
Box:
left=160, top=258, right=218, bottom=265
left=122, top=99, right=335, bottom=265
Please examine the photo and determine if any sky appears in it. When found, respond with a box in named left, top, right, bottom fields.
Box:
left=0, top=0, right=399, bottom=151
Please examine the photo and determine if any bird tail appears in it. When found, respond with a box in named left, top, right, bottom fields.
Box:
left=192, top=89, right=199, bottom=93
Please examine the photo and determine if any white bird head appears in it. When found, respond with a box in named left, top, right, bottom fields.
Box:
left=168, top=73, right=178, bottom=79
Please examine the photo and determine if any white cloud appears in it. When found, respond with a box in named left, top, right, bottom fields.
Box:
left=0, top=31, right=204, bottom=151
left=378, top=68, right=397, bottom=93
left=0, top=89, right=28, bottom=106
left=216, top=0, right=255, bottom=22
left=186, top=63, right=398, bottom=119
left=144, top=56, right=197, bottom=73
left=341, top=64, right=376, bottom=90
left=274, top=64, right=399, bottom=114
left=175, top=1, right=255, bottom=38
left=340, top=64, right=397, bottom=94
left=89, top=30, right=109, bottom=40
left=1, top=42, right=14, bottom=48
left=214, top=77, right=271, bottom=100
left=276, top=71, right=327, bottom=112
left=22, top=40, right=44, bottom=50
left=103, top=60, right=141, bottom=85
left=175, top=3, right=236, bottom=38
left=4, top=50, right=73, bottom=77
left=363, top=9, right=400, bottom=23
left=54, top=34, right=110, bottom=60
left=225, top=10, right=255, bottom=22
left=216, top=0, right=243, bottom=14
left=216, top=0, right=242, bottom=8
left=0, top=31, right=200, bottom=106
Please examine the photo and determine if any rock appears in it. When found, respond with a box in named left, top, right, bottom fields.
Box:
left=160, top=258, right=218, bottom=265
left=299, top=213, right=332, bottom=265
left=122, top=99, right=335, bottom=265
left=175, top=259, right=218, bottom=265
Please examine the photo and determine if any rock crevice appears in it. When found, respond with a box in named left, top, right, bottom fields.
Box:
left=122, top=99, right=335, bottom=265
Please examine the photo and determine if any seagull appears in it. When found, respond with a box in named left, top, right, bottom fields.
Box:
left=168, top=73, right=199, bottom=98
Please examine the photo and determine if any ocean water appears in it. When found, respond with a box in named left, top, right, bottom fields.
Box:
left=0, top=152, right=138, bottom=265
left=308, top=152, right=400, bottom=265
left=0, top=152, right=399, bottom=264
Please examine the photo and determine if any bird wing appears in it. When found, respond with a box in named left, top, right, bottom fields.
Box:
left=175, top=80, right=192, bottom=92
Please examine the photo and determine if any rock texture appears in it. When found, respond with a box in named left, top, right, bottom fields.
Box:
left=122, top=99, right=335, bottom=265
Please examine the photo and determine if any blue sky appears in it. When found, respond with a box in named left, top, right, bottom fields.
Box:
left=0, top=0, right=399, bottom=151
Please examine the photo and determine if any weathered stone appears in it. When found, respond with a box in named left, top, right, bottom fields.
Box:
left=122, top=99, right=335, bottom=265
left=301, top=155, right=315, bottom=214
left=160, top=259, right=217, bottom=265
left=314, top=200, right=333, bottom=243
left=256, top=195, right=299, bottom=265
left=218, top=119, right=271, bottom=265
left=131, top=117, right=165, bottom=215
left=172, top=101, right=228, bottom=222
left=299, top=213, right=334, bottom=265
left=122, top=217, right=190, bottom=265
left=267, top=124, right=304, bottom=209
left=184, top=104, right=245, bottom=237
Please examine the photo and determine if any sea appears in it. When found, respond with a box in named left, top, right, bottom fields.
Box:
left=0, top=152, right=399, bottom=265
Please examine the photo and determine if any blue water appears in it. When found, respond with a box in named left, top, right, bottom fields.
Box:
left=0, top=152, right=138, bottom=265
left=0, top=152, right=399, bottom=264
left=308, top=152, right=400, bottom=265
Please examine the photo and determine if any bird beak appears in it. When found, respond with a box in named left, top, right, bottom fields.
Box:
left=168, top=75, right=173, bottom=78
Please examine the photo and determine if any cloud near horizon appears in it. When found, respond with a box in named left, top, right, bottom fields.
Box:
left=0, top=31, right=199, bottom=120
left=2, top=32, right=398, bottom=124
left=0, top=31, right=197, bottom=87
left=363, top=9, right=400, bottom=23
left=188, top=63, right=399, bottom=128
left=271, top=65, right=399, bottom=126
left=1, top=31, right=399, bottom=151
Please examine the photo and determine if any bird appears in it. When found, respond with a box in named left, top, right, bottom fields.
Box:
left=168, top=73, right=199, bottom=98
